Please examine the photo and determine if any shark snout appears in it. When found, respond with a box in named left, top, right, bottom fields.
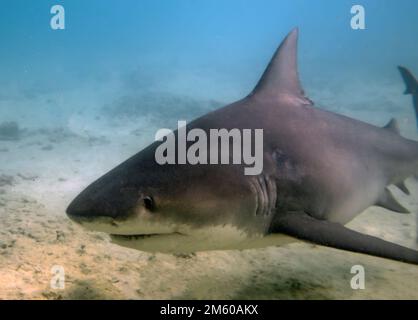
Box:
left=66, top=196, right=119, bottom=222
left=66, top=180, right=140, bottom=222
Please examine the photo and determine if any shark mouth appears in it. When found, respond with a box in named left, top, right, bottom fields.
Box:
left=110, top=232, right=185, bottom=241
left=108, top=231, right=190, bottom=253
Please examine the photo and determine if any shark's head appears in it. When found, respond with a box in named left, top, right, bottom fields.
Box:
left=66, top=142, right=277, bottom=253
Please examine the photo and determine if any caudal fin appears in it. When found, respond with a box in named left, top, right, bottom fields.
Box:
left=398, top=66, right=418, bottom=129
left=398, top=66, right=418, bottom=94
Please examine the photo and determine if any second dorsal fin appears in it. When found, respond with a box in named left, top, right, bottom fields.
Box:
left=383, top=118, right=400, bottom=135
left=251, top=28, right=311, bottom=105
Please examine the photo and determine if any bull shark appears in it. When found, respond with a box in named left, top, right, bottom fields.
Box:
left=67, top=28, right=418, bottom=265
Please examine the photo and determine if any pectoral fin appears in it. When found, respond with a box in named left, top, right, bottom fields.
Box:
left=271, top=212, right=418, bottom=265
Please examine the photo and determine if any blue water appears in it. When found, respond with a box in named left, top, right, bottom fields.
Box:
left=1, top=0, right=417, bottom=100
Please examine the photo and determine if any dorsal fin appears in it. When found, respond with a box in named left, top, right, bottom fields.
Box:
left=383, top=118, right=400, bottom=134
left=251, top=28, right=312, bottom=105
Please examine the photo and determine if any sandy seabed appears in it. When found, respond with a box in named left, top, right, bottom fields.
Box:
left=0, top=77, right=418, bottom=300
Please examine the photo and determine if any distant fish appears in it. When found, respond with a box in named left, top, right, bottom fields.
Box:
left=398, top=66, right=418, bottom=129
left=67, top=29, right=418, bottom=265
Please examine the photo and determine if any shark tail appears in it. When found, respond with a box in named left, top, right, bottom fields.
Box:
left=398, top=66, right=418, bottom=129
left=398, top=66, right=418, bottom=94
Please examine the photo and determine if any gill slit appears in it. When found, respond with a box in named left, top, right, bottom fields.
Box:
left=250, top=174, right=277, bottom=217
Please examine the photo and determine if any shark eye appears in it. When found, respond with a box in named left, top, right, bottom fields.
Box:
left=143, top=196, right=154, bottom=211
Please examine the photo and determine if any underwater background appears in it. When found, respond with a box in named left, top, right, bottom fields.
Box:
left=0, top=0, right=418, bottom=299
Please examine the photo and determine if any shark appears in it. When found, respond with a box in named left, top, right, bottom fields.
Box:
left=67, top=28, right=418, bottom=265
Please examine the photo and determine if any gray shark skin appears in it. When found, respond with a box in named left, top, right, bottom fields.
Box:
left=67, top=28, right=418, bottom=264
